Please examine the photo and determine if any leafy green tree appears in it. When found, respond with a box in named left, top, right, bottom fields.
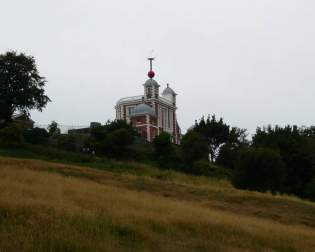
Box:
left=153, top=132, right=177, bottom=168
left=193, top=115, right=247, bottom=162
left=233, top=147, right=286, bottom=193
left=24, top=127, right=49, bottom=145
left=252, top=125, right=315, bottom=197
left=181, top=131, right=208, bottom=165
left=0, top=123, right=25, bottom=147
left=48, top=121, right=61, bottom=136
left=0, top=51, right=50, bottom=127
left=88, top=120, right=136, bottom=158
left=153, top=132, right=173, bottom=157
left=216, top=143, right=239, bottom=169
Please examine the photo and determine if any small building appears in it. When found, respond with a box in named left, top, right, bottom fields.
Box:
left=115, top=58, right=181, bottom=144
left=68, top=122, right=101, bottom=135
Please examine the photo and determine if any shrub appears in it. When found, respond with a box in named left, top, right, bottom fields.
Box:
left=57, top=134, right=78, bottom=152
left=192, top=160, right=231, bottom=178
left=181, top=131, right=208, bottom=165
left=24, top=127, right=49, bottom=145
left=232, top=147, right=286, bottom=193
left=153, top=132, right=181, bottom=169
left=89, top=123, right=135, bottom=158
left=0, top=123, right=25, bottom=148
left=28, top=145, right=93, bottom=163
left=153, top=132, right=172, bottom=156
left=216, top=143, right=239, bottom=169
left=125, top=140, right=154, bottom=162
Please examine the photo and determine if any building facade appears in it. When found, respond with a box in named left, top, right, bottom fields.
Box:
left=115, top=59, right=181, bottom=144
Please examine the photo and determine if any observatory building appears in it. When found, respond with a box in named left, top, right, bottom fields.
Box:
left=115, top=59, right=181, bottom=144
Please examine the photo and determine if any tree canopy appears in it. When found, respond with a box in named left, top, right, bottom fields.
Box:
left=193, top=115, right=247, bottom=162
left=88, top=120, right=136, bottom=158
left=252, top=125, right=315, bottom=197
left=0, top=51, right=50, bottom=127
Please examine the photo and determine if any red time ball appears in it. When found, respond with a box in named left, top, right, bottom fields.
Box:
left=148, top=70, right=155, bottom=78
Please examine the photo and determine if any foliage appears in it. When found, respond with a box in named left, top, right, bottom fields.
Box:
left=181, top=131, right=208, bottom=165
left=0, top=123, right=25, bottom=148
left=252, top=125, right=315, bottom=197
left=24, top=127, right=49, bottom=145
left=88, top=120, right=136, bottom=158
left=216, top=143, right=239, bottom=169
left=0, top=51, right=50, bottom=127
left=153, top=132, right=179, bottom=168
left=153, top=132, right=172, bottom=157
left=233, top=147, right=287, bottom=193
left=193, top=115, right=247, bottom=162
left=192, top=160, right=231, bottom=178
left=48, top=121, right=61, bottom=136
left=56, top=134, right=78, bottom=152
left=124, top=140, right=155, bottom=162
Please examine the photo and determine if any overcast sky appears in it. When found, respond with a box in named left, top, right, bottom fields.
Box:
left=1, top=0, right=314, bottom=135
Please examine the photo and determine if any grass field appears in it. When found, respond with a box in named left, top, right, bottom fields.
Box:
left=1, top=156, right=315, bottom=251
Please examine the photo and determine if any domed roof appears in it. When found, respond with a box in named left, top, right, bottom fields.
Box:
left=144, top=78, right=160, bottom=87
left=162, top=84, right=177, bottom=96
left=130, top=103, right=156, bottom=117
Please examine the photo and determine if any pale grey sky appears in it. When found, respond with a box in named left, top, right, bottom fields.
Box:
left=1, top=0, right=314, bottom=135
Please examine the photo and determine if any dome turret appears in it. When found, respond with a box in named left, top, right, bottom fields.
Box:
left=162, top=84, right=177, bottom=105
left=144, top=78, right=160, bottom=87
left=162, top=83, right=177, bottom=96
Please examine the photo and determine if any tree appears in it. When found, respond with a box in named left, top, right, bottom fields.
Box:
left=153, top=132, right=173, bottom=157
left=233, top=147, right=286, bottom=193
left=88, top=120, right=136, bottom=158
left=0, top=123, right=25, bottom=148
left=252, top=125, right=315, bottom=197
left=0, top=51, right=50, bottom=127
left=181, top=131, right=208, bottom=165
left=193, top=115, right=247, bottom=162
left=24, top=127, right=49, bottom=145
left=153, top=132, right=177, bottom=168
left=48, top=121, right=61, bottom=136
left=216, top=143, right=239, bottom=169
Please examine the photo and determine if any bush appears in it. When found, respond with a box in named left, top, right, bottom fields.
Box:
left=153, top=132, right=181, bottom=169
left=0, top=123, right=25, bottom=148
left=192, top=160, right=231, bottom=178
left=28, top=145, right=93, bottom=163
left=56, top=134, right=78, bottom=152
left=89, top=122, right=135, bottom=158
left=125, top=140, right=155, bottom=162
left=24, top=127, right=49, bottom=145
left=232, top=147, right=286, bottom=193
left=216, top=143, right=239, bottom=169
left=181, top=131, right=208, bottom=165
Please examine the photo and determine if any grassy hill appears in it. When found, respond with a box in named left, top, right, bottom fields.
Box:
left=1, top=156, right=315, bottom=251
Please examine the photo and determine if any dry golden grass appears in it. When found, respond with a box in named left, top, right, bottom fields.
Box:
left=1, top=157, right=315, bottom=251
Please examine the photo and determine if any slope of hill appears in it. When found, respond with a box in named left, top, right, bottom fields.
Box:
left=1, top=156, right=315, bottom=251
